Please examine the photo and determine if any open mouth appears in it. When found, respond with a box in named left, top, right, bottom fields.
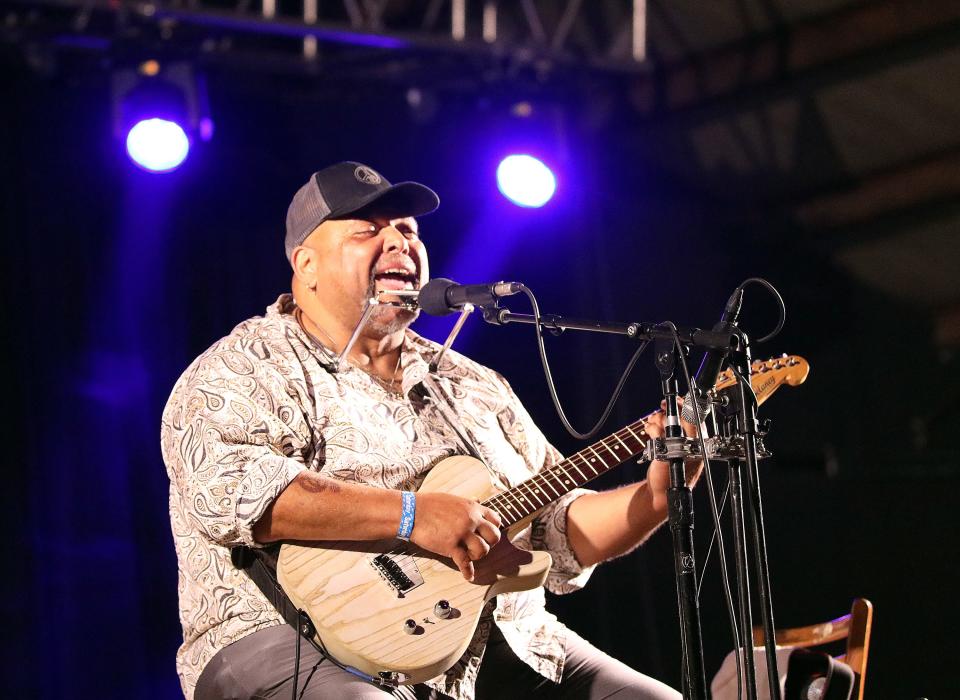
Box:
left=373, top=268, right=419, bottom=293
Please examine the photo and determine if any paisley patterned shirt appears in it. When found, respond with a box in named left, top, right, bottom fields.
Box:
left=161, top=295, right=597, bottom=699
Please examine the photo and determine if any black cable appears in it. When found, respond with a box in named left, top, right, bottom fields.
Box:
left=696, top=480, right=731, bottom=598
left=292, top=621, right=302, bottom=700
left=518, top=284, right=649, bottom=441
left=736, top=277, right=786, bottom=343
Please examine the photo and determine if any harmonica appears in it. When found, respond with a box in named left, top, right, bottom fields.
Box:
left=375, top=288, right=420, bottom=310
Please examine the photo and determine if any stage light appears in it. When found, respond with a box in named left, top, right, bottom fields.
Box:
left=125, top=118, right=190, bottom=173
left=112, top=61, right=212, bottom=174
left=496, top=155, right=557, bottom=208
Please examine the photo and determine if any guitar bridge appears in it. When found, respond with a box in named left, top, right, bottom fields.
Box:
left=371, top=553, right=424, bottom=596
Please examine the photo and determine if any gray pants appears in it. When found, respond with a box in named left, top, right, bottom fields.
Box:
left=195, top=624, right=680, bottom=700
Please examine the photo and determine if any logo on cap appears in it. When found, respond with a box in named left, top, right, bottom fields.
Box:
left=354, top=166, right=382, bottom=185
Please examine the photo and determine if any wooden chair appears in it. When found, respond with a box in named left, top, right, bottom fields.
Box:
left=753, top=598, right=873, bottom=700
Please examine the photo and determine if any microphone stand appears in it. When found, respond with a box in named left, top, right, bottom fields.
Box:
left=653, top=329, right=709, bottom=700
left=483, top=305, right=783, bottom=700
left=716, top=331, right=782, bottom=700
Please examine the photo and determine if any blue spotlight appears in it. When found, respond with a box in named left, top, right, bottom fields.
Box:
left=496, top=155, right=557, bottom=208
left=125, top=118, right=190, bottom=173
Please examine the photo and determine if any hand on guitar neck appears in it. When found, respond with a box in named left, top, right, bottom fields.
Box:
left=645, top=399, right=704, bottom=513
left=567, top=398, right=702, bottom=568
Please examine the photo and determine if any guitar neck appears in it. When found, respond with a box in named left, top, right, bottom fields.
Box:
left=482, top=412, right=656, bottom=527
left=481, top=354, right=810, bottom=528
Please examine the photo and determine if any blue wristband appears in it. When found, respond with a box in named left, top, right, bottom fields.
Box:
left=397, top=491, right=416, bottom=541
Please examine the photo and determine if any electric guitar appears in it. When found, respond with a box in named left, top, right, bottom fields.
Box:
left=277, top=355, right=810, bottom=685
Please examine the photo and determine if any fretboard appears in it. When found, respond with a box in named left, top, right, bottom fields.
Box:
left=482, top=412, right=656, bottom=527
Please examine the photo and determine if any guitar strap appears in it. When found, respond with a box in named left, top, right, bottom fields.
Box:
left=225, top=369, right=486, bottom=687
left=230, top=544, right=401, bottom=688
left=416, top=374, right=486, bottom=465
left=230, top=544, right=316, bottom=639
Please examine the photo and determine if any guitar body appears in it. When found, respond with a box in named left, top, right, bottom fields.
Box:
left=277, top=455, right=552, bottom=685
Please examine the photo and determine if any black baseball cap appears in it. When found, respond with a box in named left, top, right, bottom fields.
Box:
left=284, top=161, right=440, bottom=260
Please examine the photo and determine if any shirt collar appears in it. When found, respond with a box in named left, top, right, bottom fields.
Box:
left=266, top=293, right=457, bottom=387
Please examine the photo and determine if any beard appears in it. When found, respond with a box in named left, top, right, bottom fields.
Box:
left=363, top=274, right=419, bottom=338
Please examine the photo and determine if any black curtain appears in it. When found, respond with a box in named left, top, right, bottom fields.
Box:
left=3, top=54, right=956, bottom=699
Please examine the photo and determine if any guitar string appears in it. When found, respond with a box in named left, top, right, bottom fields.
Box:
left=465, top=419, right=656, bottom=541
left=383, top=419, right=656, bottom=573
left=386, top=356, right=799, bottom=571
left=475, top=360, right=780, bottom=528
left=440, top=360, right=787, bottom=566
left=387, top=413, right=661, bottom=574
left=365, top=360, right=789, bottom=605
left=484, top=416, right=655, bottom=524
left=380, top=360, right=788, bottom=578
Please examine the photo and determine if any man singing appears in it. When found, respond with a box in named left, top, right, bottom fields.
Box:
left=161, top=161, right=697, bottom=699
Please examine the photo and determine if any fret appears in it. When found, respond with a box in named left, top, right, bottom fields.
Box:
left=508, top=488, right=535, bottom=519
left=624, top=423, right=646, bottom=447
left=536, top=471, right=564, bottom=499
left=597, top=438, right=619, bottom=462
left=611, top=432, right=631, bottom=453
left=483, top=413, right=661, bottom=527
left=564, top=455, right=591, bottom=482
left=502, top=489, right=530, bottom=519
left=619, top=427, right=643, bottom=454
left=570, top=452, right=599, bottom=478
left=492, top=493, right=523, bottom=522
left=552, top=463, right=579, bottom=490
left=585, top=445, right=610, bottom=469
left=519, top=482, right=548, bottom=509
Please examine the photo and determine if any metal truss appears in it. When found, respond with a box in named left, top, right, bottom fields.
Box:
left=4, top=0, right=648, bottom=74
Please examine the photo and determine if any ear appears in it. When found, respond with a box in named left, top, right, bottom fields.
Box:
left=291, top=245, right=318, bottom=291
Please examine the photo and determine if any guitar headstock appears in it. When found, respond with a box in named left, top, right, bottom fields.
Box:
left=714, top=355, right=810, bottom=407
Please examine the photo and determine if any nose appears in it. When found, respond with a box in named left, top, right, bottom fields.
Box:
left=381, top=225, right=410, bottom=255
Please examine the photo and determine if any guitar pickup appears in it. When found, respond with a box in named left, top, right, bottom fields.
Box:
left=371, top=553, right=424, bottom=596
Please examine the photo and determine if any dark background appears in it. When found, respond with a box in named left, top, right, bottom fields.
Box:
left=2, top=1, right=959, bottom=697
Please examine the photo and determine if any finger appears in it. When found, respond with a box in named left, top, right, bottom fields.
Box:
left=651, top=488, right=667, bottom=513
left=481, top=507, right=502, bottom=528
left=452, top=547, right=475, bottom=581
left=475, top=518, right=502, bottom=547
left=464, top=534, right=491, bottom=561
left=644, top=420, right=663, bottom=438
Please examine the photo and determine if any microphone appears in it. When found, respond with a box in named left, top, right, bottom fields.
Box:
left=681, top=287, right=744, bottom=424
left=418, top=277, right=522, bottom=316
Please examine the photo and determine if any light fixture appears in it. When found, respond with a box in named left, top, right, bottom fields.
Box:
left=112, top=61, right=213, bottom=174
left=496, top=154, right=557, bottom=208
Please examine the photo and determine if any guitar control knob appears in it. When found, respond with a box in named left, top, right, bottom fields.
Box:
left=434, top=600, right=452, bottom=619
left=403, top=619, right=417, bottom=635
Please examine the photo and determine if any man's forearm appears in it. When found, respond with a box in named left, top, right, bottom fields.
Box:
left=566, top=481, right=669, bottom=568
left=252, top=471, right=402, bottom=543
